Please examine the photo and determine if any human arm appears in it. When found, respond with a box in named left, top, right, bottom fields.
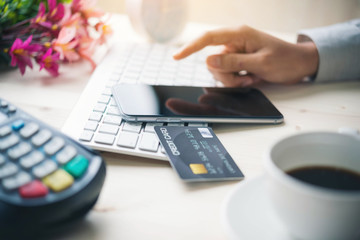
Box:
left=173, top=25, right=319, bottom=87
left=297, top=19, right=360, bottom=82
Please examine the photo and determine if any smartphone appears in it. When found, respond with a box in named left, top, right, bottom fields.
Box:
left=111, top=84, right=284, bottom=124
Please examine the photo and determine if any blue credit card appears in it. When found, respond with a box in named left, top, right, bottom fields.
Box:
left=155, top=126, right=244, bottom=182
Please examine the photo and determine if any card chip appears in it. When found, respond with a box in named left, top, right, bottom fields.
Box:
left=189, top=164, right=208, bottom=174
left=154, top=126, right=244, bottom=181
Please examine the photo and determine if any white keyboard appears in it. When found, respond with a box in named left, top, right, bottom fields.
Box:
left=62, top=42, right=216, bottom=160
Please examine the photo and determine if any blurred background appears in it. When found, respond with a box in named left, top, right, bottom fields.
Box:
left=97, top=0, right=360, bottom=34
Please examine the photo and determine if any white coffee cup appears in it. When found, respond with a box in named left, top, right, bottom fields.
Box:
left=264, top=131, right=360, bottom=240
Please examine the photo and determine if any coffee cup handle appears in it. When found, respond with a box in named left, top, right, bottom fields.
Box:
left=338, top=127, right=360, bottom=140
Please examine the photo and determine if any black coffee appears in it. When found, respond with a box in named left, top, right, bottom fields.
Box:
left=287, top=166, right=360, bottom=191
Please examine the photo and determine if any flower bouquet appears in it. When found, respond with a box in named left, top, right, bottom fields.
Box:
left=0, top=0, right=112, bottom=76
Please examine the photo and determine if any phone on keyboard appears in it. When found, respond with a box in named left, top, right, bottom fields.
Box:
left=112, top=84, right=284, bottom=124
left=0, top=98, right=106, bottom=238
left=62, top=42, right=215, bottom=161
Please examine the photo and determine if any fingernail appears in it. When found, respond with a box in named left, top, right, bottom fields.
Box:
left=172, top=51, right=181, bottom=60
left=207, top=56, right=220, bottom=68
left=172, top=54, right=179, bottom=60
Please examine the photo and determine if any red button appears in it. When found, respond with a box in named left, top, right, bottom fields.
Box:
left=19, top=180, right=48, bottom=198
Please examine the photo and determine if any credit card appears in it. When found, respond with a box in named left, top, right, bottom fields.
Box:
left=154, top=126, right=244, bottom=182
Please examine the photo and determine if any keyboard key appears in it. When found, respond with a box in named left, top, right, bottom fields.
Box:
left=167, top=123, right=185, bottom=127
left=141, top=71, right=157, bottom=78
left=43, top=169, right=74, bottom=192
left=44, top=137, right=65, bottom=155
left=98, top=95, right=111, bottom=104
left=122, top=72, right=139, bottom=81
left=146, top=60, right=161, bottom=68
left=162, top=63, right=177, bottom=71
left=33, top=160, right=57, bottom=178
left=107, top=106, right=121, bottom=116
left=11, top=119, right=25, bottom=131
left=177, top=72, right=193, bottom=82
left=99, top=124, right=119, bottom=135
left=8, top=105, right=17, bottom=113
left=20, top=122, right=40, bottom=138
left=138, top=132, right=159, bottom=152
left=157, top=76, right=175, bottom=85
left=7, top=142, right=32, bottom=160
left=102, top=87, right=112, bottom=96
left=127, top=64, right=144, bottom=72
left=56, top=146, right=77, bottom=164
left=19, top=180, right=48, bottom=198
left=0, top=162, right=18, bottom=179
left=109, top=73, right=121, bottom=81
left=187, top=122, right=208, bottom=127
left=0, top=115, right=7, bottom=125
left=105, top=80, right=117, bottom=88
left=89, top=112, right=102, bottom=122
left=0, top=154, right=5, bottom=165
left=144, top=122, right=163, bottom=133
left=122, top=122, right=142, bottom=133
left=94, top=133, right=115, bottom=145
left=0, top=100, right=8, bottom=108
left=103, top=115, right=122, bottom=125
left=109, top=98, right=117, bottom=107
left=64, top=155, right=89, bottom=179
left=117, top=131, right=139, bottom=148
left=160, top=145, right=166, bottom=154
left=2, top=171, right=32, bottom=191
left=84, top=120, right=98, bottom=131
left=0, top=126, right=11, bottom=137
left=79, top=130, right=94, bottom=142
left=93, top=103, right=107, bottom=113
left=31, top=129, right=52, bottom=147
left=20, top=150, right=45, bottom=169
left=138, top=76, right=156, bottom=84
left=0, top=134, right=20, bottom=151
left=158, top=72, right=176, bottom=81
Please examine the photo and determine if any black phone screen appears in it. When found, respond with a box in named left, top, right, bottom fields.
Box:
left=112, top=84, right=283, bottom=122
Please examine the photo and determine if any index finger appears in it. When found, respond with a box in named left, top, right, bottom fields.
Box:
left=173, top=28, right=242, bottom=60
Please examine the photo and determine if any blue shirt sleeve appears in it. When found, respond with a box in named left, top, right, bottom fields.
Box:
left=297, top=19, right=360, bottom=82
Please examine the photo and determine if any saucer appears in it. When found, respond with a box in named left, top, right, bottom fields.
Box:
left=222, top=175, right=293, bottom=240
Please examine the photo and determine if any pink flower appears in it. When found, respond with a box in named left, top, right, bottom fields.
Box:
left=9, top=35, right=42, bottom=75
left=71, top=0, right=83, bottom=12
left=57, top=4, right=72, bottom=26
left=77, top=35, right=97, bottom=69
left=62, top=13, right=88, bottom=37
left=53, top=27, right=80, bottom=62
left=32, top=0, right=65, bottom=31
left=48, top=0, right=65, bottom=22
left=6, top=0, right=111, bottom=77
left=33, top=2, right=47, bottom=24
left=32, top=2, right=52, bottom=29
left=95, top=22, right=113, bottom=45
left=36, top=48, right=60, bottom=76
left=71, top=0, right=104, bottom=19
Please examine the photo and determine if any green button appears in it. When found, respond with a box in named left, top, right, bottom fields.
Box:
left=64, top=155, right=89, bottom=178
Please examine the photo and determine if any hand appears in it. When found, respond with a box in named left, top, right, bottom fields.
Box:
left=173, top=26, right=319, bottom=87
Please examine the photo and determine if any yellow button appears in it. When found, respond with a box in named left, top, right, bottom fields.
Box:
left=43, top=169, right=74, bottom=192
left=189, top=163, right=208, bottom=174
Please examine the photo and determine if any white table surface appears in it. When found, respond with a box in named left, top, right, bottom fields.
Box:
left=0, top=14, right=359, bottom=240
